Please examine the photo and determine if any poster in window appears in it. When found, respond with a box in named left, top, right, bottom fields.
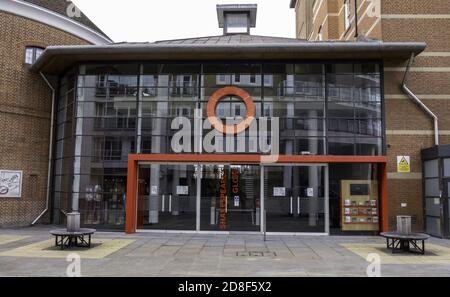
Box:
left=0, top=170, right=23, bottom=198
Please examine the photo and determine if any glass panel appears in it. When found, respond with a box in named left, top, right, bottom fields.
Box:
left=200, top=165, right=261, bottom=232
left=444, top=159, right=450, bottom=177
left=328, top=137, right=355, bottom=155
left=83, top=64, right=139, bottom=75
left=328, top=102, right=355, bottom=118
left=425, top=178, right=440, bottom=197
left=425, top=197, right=441, bottom=217
left=78, top=173, right=127, bottom=228
left=355, top=120, right=382, bottom=137
left=296, top=138, right=325, bottom=155
left=426, top=216, right=441, bottom=236
left=265, top=166, right=326, bottom=233
left=355, top=102, right=382, bottom=118
left=137, top=164, right=197, bottom=230
left=424, top=159, right=439, bottom=178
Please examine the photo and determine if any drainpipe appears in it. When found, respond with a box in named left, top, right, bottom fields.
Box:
left=354, top=0, right=359, bottom=38
left=402, top=53, right=439, bottom=146
left=31, top=72, right=56, bottom=225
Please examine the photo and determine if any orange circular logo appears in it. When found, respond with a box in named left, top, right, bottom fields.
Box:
left=207, top=86, right=256, bottom=135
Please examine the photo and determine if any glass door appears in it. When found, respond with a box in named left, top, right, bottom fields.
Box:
left=200, top=164, right=261, bottom=232
left=444, top=180, right=450, bottom=238
left=263, top=165, right=329, bottom=234
left=137, top=164, right=197, bottom=230
left=135, top=162, right=329, bottom=234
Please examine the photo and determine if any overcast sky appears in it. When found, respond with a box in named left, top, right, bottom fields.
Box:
left=72, top=0, right=296, bottom=43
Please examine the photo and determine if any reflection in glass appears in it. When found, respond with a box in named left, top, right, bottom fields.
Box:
left=201, top=165, right=261, bottom=232
left=137, top=164, right=197, bottom=230
left=265, top=166, right=326, bottom=233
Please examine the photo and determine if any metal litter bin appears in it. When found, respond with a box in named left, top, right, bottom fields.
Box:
left=397, top=215, right=412, bottom=234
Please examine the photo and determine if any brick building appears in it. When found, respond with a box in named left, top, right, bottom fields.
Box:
left=1, top=1, right=448, bottom=237
left=0, top=0, right=111, bottom=226
left=291, top=0, right=450, bottom=236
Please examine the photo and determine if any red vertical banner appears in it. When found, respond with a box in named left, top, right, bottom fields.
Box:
left=219, top=167, right=227, bottom=230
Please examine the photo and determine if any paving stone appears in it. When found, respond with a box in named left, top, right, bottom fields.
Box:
left=1, top=227, right=450, bottom=276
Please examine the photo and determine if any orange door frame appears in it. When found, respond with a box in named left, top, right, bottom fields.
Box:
left=125, top=154, right=388, bottom=234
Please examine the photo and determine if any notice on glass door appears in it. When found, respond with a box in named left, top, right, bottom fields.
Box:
left=176, top=186, right=189, bottom=196
left=273, top=187, right=286, bottom=197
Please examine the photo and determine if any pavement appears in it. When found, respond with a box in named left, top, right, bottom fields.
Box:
left=1, top=226, right=450, bottom=277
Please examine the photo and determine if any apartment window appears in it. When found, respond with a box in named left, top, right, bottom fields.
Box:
left=234, top=74, right=241, bottom=83
left=24, top=46, right=44, bottom=65
left=263, top=75, right=273, bottom=87
left=250, top=74, right=257, bottom=84
left=103, top=138, right=122, bottom=161
left=217, top=74, right=227, bottom=85
left=344, top=0, right=351, bottom=30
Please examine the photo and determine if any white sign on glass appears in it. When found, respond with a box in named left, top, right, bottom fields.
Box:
left=0, top=170, right=23, bottom=198
left=151, top=186, right=158, bottom=195
left=176, top=186, right=189, bottom=196
left=273, top=187, right=286, bottom=197
left=307, top=188, right=314, bottom=197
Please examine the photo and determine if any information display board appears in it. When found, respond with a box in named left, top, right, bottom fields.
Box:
left=341, top=180, right=379, bottom=231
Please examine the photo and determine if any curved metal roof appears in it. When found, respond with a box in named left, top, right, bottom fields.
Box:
left=22, top=0, right=109, bottom=40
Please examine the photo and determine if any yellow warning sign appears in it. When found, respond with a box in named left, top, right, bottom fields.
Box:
left=397, top=156, right=411, bottom=173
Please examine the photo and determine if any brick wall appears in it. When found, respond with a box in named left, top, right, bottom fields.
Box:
left=0, top=11, right=89, bottom=226
left=292, top=0, right=450, bottom=232
left=381, top=0, right=450, bottom=231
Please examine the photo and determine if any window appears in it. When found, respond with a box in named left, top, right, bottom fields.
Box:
left=250, top=74, right=257, bottom=84
left=263, top=75, right=273, bottom=87
left=234, top=74, right=241, bottom=83
left=24, top=46, right=44, bottom=65
left=103, top=138, right=122, bottom=161
left=217, top=74, right=227, bottom=85
left=344, top=0, right=351, bottom=30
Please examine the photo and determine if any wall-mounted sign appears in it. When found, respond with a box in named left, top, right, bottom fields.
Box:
left=176, top=186, right=189, bottom=196
left=151, top=186, right=158, bottom=195
left=0, top=170, right=23, bottom=198
left=307, top=188, right=314, bottom=197
left=397, top=156, right=411, bottom=173
left=273, top=187, right=286, bottom=197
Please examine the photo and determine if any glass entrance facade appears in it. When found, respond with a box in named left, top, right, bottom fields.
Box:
left=52, top=61, right=384, bottom=233
left=135, top=163, right=328, bottom=233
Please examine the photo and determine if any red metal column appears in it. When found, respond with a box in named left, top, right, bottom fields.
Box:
left=380, top=163, right=389, bottom=232
left=125, top=156, right=137, bottom=234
